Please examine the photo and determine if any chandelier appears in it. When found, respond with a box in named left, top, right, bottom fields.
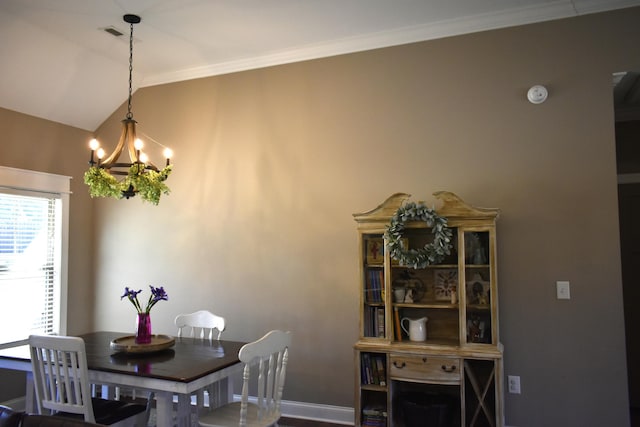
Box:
left=84, top=14, right=173, bottom=205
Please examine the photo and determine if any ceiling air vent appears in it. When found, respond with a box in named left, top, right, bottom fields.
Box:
left=102, top=26, right=125, bottom=37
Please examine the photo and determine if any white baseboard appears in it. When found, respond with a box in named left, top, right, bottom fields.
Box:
left=2, top=395, right=355, bottom=425
left=278, top=398, right=354, bottom=425
left=2, top=395, right=517, bottom=426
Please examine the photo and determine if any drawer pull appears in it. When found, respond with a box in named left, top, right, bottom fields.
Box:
left=393, top=361, right=406, bottom=369
left=441, top=365, right=457, bottom=373
left=422, top=357, right=428, bottom=363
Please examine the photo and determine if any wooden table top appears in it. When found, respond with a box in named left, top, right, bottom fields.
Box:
left=0, top=331, right=246, bottom=384
left=82, top=331, right=246, bottom=383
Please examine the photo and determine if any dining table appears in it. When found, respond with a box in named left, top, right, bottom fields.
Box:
left=0, top=331, right=247, bottom=427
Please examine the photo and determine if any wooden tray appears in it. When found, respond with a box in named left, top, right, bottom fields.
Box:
left=110, top=334, right=175, bottom=354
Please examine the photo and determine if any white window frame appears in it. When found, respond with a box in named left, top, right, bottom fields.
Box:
left=0, top=166, right=71, bottom=348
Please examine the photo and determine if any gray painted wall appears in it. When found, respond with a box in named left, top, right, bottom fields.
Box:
left=2, top=6, right=640, bottom=426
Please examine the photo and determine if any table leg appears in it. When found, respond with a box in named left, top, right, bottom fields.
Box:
left=196, top=389, right=205, bottom=411
left=154, top=391, right=174, bottom=427
left=25, top=373, right=36, bottom=413
left=175, top=393, right=192, bottom=427
left=218, top=377, right=231, bottom=405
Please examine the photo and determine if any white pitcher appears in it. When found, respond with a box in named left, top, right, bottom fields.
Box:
left=401, top=316, right=428, bottom=341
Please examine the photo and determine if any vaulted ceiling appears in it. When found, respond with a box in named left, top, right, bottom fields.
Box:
left=1, top=0, right=638, bottom=131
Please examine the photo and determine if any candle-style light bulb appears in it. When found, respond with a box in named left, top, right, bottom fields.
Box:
left=96, top=148, right=105, bottom=166
left=88, top=138, right=100, bottom=165
left=133, top=138, right=144, bottom=164
left=139, top=152, right=149, bottom=164
left=163, top=148, right=173, bottom=166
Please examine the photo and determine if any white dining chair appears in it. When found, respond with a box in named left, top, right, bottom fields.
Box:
left=175, top=310, right=226, bottom=341
left=28, top=334, right=148, bottom=427
left=175, top=310, right=227, bottom=411
left=197, top=330, right=291, bottom=427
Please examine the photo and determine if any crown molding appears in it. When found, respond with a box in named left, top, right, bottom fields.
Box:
left=141, top=1, right=579, bottom=87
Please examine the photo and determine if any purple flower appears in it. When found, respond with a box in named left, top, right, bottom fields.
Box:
left=121, top=285, right=168, bottom=314
left=146, top=285, right=169, bottom=312
left=121, top=287, right=143, bottom=312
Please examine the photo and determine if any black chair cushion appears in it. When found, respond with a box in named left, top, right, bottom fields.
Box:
left=0, top=405, right=23, bottom=427
left=54, top=398, right=146, bottom=426
left=21, top=414, right=105, bottom=427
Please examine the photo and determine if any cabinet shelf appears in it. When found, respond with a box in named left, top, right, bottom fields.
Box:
left=392, top=337, right=460, bottom=348
left=354, top=192, right=503, bottom=427
left=365, top=302, right=386, bottom=307
left=467, top=304, right=491, bottom=311
left=361, top=384, right=387, bottom=392
left=391, top=264, right=459, bottom=270
left=394, top=302, right=458, bottom=309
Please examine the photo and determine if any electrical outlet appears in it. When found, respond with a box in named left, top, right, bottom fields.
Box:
left=508, top=375, right=521, bottom=394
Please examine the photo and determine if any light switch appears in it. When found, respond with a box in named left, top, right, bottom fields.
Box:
left=508, top=375, right=521, bottom=394
left=556, top=281, right=570, bottom=300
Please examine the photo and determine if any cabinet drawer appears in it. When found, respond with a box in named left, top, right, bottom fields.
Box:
left=389, top=355, right=460, bottom=384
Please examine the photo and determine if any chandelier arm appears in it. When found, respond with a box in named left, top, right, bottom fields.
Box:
left=101, top=119, right=137, bottom=167
left=144, top=161, right=159, bottom=172
left=125, top=121, right=139, bottom=163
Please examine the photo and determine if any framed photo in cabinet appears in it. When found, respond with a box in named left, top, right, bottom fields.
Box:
left=466, top=274, right=490, bottom=306
left=467, top=313, right=490, bottom=343
left=434, top=269, right=458, bottom=301
left=365, top=238, right=385, bottom=265
left=366, top=237, right=407, bottom=265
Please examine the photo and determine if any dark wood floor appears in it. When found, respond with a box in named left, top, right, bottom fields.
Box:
left=280, top=417, right=347, bottom=427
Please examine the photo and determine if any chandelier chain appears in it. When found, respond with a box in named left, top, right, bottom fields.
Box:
left=127, top=20, right=134, bottom=120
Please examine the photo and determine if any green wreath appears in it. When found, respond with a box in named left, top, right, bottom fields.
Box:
left=384, top=201, right=453, bottom=269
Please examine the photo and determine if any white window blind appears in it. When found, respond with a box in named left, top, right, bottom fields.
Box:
left=0, top=192, right=61, bottom=344
left=0, top=166, right=70, bottom=348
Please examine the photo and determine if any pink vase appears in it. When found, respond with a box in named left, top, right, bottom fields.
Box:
left=135, top=313, right=152, bottom=344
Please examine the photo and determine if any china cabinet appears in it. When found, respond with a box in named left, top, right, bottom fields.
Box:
left=353, top=191, right=503, bottom=427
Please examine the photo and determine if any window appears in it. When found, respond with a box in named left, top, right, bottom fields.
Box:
left=0, top=166, right=70, bottom=348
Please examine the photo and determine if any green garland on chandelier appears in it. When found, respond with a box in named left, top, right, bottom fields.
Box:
left=84, top=164, right=172, bottom=205
left=384, top=201, right=454, bottom=269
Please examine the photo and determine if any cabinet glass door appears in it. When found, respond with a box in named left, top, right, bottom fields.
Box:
left=362, top=234, right=386, bottom=339
left=463, top=231, right=492, bottom=345
left=390, top=227, right=460, bottom=346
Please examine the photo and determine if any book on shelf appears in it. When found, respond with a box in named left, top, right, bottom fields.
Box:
left=361, top=353, right=386, bottom=386
left=362, top=406, right=387, bottom=416
left=374, top=355, right=386, bottom=386
left=361, top=353, right=372, bottom=385
left=365, top=269, right=385, bottom=303
left=393, top=306, right=402, bottom=341
left=365, top=306, right=386, bottom=338
left=362, top=405, right=387, bottom=427
left=376, top=307, right=385, bottom=338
